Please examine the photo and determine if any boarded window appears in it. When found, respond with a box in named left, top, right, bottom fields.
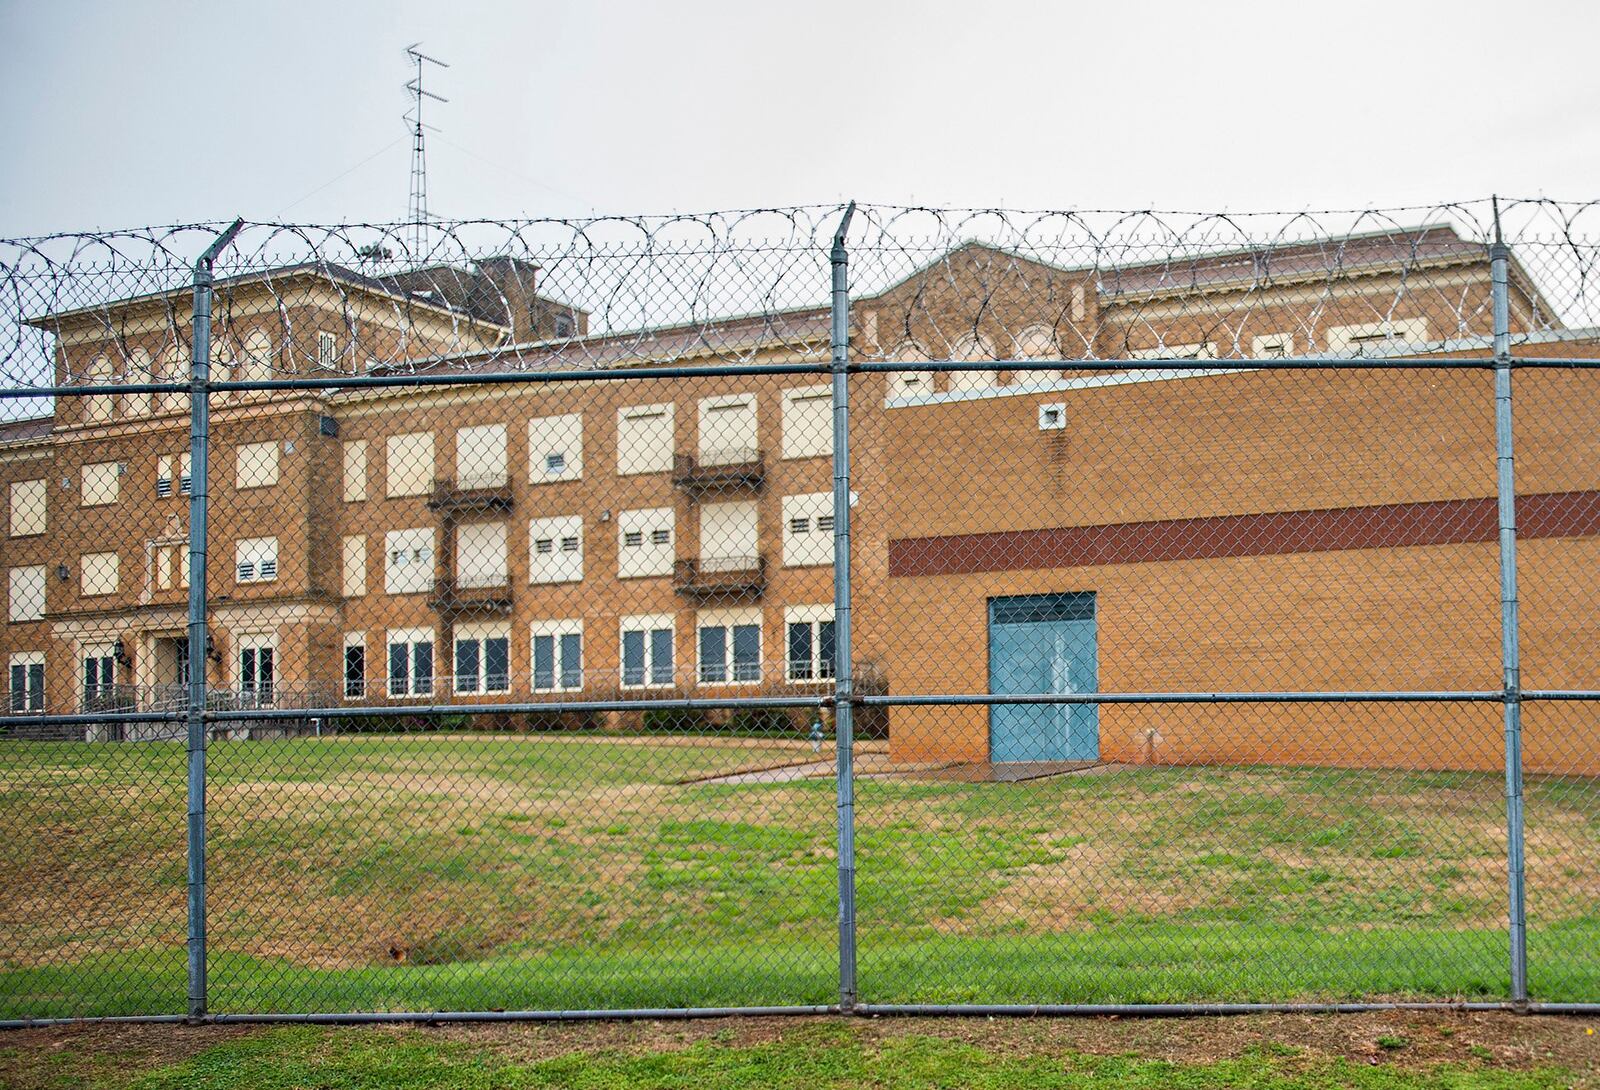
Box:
left=342, top=439, right=367, bottom=501
left=384, top=528, right=434, bottom=594
left=81, top=551, right=119, bottom=596
left=455, top=423, right=507, bottom=489
left=342, top=535, right=367, bottom=597
left=235, top=441, right=280, bottom=489
left=457, top=521, right=509, bottom=588
left=528, top=515, right=583, bottom=584
left=781, top=386, right=831, bottom=459
left=616, top=404, right=674, bottom=475
left=699, top=501, right=758, bottom=570
left=8, top=566, right=46, bottom=622
left=81, top=462, right=120, bottom=506
left=386, top=432, right=435, bottom=497
left=235, top=537, right=279, bottom=583
left=528, top=413, right=583, bottom=482
left=781, top=493, right=834, bottom=568
left=698, top=395, right=758, bottom=465
left=617, top=508, right=673, bottom=578
left=9, top=478, right=46, bottom=536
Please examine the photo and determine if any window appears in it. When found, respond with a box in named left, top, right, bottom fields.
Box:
left=947, top=333, right=998, bottom=392
left=781, top=386, right=832, bottom=459
left=454, top=621, right=511, bottom=695
left=123, top=349, right=153, bottom=417
left=385, top=431, right=435, bottom=497
left=343, top=634, right=366, bottom=699
left=1325, top=319, right=1430, bottom=353
left=781, top=493, right=834, bottom=567
left=157, top=452, right=192, bottom=497
left=81, top=552, right=119, bottom=596
left=1129, top=341, right=1218, bottom=360
left=341, top=535, right=367, bottom=597
left=9, top=478, right=46, bottom=536
left=698, top=394, right=758, bottom=465
left=528, top=412, right=583, bottom=482
left=1038, top=403, right=1067, bottom=431
left=82, top=646, right=116, bottom=708
left=617, top=508, right=673, bottom=577
left=158, top=544, right=191, bottom=590
left=384, top=528, right=435, bottom=594
left=457, top=521, right=509, bottom=588
left=455, top=423, right=507, bottom=489
left=1013, top=325, right=1064, bottom=388
left=699, top=501, right=758, bottom=571
left=387, top=628, right=435, bottom=696
left=234, top=537, right=279, bottom=583
left=342, top=440, right=368, bottom=501
left=8, top=652, right=44, bottom=712
left=237, top=636, right=276, bottom=703
left=317, top=331, right=339, bottom=370
left=620, top=614, right=675, bottom=688
left=786, top=606, right=837, bottom=681
left=81, top=461, right=121, bottom=506
left=235, top=441, right=280, bottom=489
left=158, top=345, right=186, bottom=413
left=530, top=619, right=583, bottom=692
left=8, top=566, right=45, bottom=623
left=697, top=608, right=762, bottom=684
left=83, top=356, right=115, bottom=423
left=528, top=515, right=583, bottom=584
left=616, top=403, right=674, bottom=475
left=1251, top=333, right=1294, bottom=359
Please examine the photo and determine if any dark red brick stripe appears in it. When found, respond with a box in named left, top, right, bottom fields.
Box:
left=887, top=490, right=1600, bottom=577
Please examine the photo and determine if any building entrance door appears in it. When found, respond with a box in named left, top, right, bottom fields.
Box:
left=988, top=592, right=1098, bottom=763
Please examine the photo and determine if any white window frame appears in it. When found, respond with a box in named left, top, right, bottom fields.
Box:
left=781, top=493, right=834, bottom=568
left=384, top=528, right=436, bottom=595
left=781, top=385, right=832, bottom=460
left=8, top=651, right=45, bottom=713
left=528, top=515, right=584, bottom=584
left=234, top=537, right=280, bottom=584
left=453, top=620, right=512, bottom=695
left=8, top=565, right=46, bottom=623
left=80, top=461, right=121, bottom=507
left=386, top=626, right=436, bottom=698
left=235, top=632, right=277, bottom=704
left=455, top=423, right=508, bottom=490
left=528, top=412, right=583, bottom=483
left=696, top=606, right=763, bottom=686
left=785, top=604, right=837, bottom=683
left=616, top=403, right=675, bottom=475
left=456, top=521, right=510, bottom=589
left=617, top=507, right=674, bottom=578
left=343, top=632, right=367, bottom=699
left=619, top=613, right=675, bottom=689
left=9, top=478, right=46, bottom=537
left=529, top=619, right=584, bottom=693
left=80, top=551, right=119, bottom=597
left=385, top=431, right=435, bottom=497
left=235, top=441, right=281, bottom=490
left=342, top=439, right=368, bottom=501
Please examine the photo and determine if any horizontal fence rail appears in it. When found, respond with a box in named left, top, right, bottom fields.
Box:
left=1, top=200, right=1597, bottom=1024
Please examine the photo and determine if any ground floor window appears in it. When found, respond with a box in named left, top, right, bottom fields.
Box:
left=387, top=628, right=434, bottom=697
left=530, top=620, right=583, bottom=692
left=698, top=616, right=761, bottom=684
left=343, top=635, right=365, bottom=699
left=454, top=624, right=511, bottom=695
left=785, top=607, right=836, bottom=682
left=8, top=653, right=44, bottom=712
left=237, top=638, right=275, bottom=703
left=621, top=615, right=674, bottom=688
left=82, top=647, right=115, bottom=708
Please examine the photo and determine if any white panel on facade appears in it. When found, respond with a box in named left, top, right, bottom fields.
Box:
left=341, top=535, right=367, bottom=597
left=781, top=386, right=832, bottom=459
left=457, top=521, right=509, bottom=588
left=781, top=493, right=834, bottom=568
left=617, top=507, right=673, bottom=577
left=528, top=413, right=583, bottom=482
left=9, top=478, right=46, bottom=537
left=386, top=432, right=435, bottom=497
left=235, top=441, right=281, bottom=489
left=456, top=423, right=508, bottom=489
left=528, top=515, right=583, bottom=584
left=81, top=462, right=120, bottom=507
left=698, top=394, right=758, bottom=465
left=699, top=501, right=759, bottom=571
left=342, top=440, right=368, bottom=501
left=616, top=404, right=674, bottom=475
left=384, top=527, right=435, bottom=594
left=8, top=565, right=45, bottom=622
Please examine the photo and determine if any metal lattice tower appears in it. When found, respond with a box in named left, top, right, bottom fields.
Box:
left=404, top=44, right=448, bottom=259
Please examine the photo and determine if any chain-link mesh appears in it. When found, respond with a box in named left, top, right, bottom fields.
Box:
left=1, top=201, right=1596, bottom=1020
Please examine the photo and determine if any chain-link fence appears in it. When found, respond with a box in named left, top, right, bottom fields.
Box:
left=1, top=200, right=1597, bottom=1023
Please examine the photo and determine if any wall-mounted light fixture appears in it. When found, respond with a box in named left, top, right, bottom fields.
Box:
left=55, top=563, right=70, bottom=582
left=112, top=638, right=132, bottom=667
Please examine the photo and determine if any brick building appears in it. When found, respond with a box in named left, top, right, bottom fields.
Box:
left=4, top=224, right=1596, bottom=771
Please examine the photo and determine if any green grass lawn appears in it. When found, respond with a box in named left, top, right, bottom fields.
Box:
left=1, top=735, right=1597, bottom=1017
left=3, top=1017, right=1596, bottom=1090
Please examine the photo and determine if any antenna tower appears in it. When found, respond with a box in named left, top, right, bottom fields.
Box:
left=404, top=43, right=449, bottom=258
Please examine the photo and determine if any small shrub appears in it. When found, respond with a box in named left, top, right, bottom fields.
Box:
left=641, top=707, right=714, bottom=734
left=724, top=708, right=799, bottom=736
left=1376, top=1035, right=1409, bottom=1051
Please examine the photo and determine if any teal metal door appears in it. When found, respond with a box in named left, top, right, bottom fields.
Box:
left=988, top=593, right=1098, bottom=762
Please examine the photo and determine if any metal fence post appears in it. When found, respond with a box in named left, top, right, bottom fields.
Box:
left=830, top=201, right=858, bottom=1011
left=185, top=218, right=243, bottom=1022
left=1490, top=200, right=1529, bottom=1004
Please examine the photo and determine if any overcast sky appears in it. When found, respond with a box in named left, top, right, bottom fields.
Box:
left=2, top=0, right=1598, bottom=235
